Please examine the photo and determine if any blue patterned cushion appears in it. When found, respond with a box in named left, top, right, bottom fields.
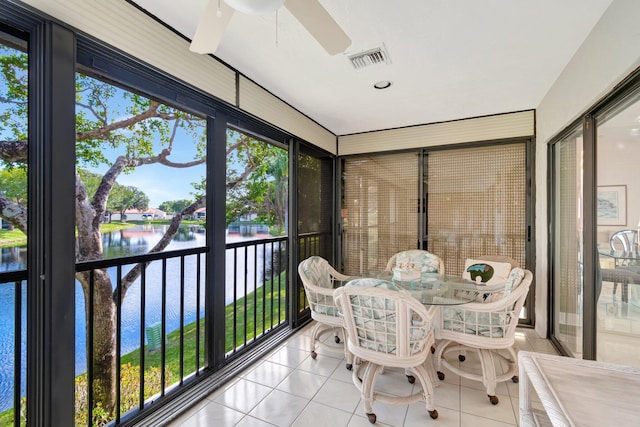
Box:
left=484, top=267, right=525, bottom=302
left=394, top=250, right=442, bottom=274
left=301, top=256, right=332, bottom=289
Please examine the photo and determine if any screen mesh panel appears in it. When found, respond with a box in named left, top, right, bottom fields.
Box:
left=425, top=143, right=526, bottom=275
left=342, top=152, right=419, bottom=275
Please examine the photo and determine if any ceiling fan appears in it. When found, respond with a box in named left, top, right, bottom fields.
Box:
left=189, top=0, right=352, bottom=55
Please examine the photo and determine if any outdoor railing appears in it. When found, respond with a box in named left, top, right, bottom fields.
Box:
left=0, top=270, right=27, bottom=427
left=76, top=247, right=208, bottom=426
left=1, top=234, right=294, bottom=426
left=225, top=236, right=288, bottom=357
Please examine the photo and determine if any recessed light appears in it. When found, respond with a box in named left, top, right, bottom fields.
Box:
left=373, top=80, right=392, bottom=90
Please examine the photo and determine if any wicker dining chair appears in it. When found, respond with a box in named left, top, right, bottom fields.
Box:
left=298, top=256, right=354, bottom=369
left=434, top=268, right=533, bottom=405
left=334, top=278, right=439, bottom=423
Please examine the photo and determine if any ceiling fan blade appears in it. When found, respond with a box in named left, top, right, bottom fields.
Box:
left=189, top=0, right=235, bottom=54
left=284, top=0, right=351, bottom=55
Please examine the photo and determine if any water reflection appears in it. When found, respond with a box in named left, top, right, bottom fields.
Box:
left=0, top=246, right=26, bottom=271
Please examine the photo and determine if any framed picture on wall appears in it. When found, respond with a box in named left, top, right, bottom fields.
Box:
left=597, top=185, right=627, bottom=226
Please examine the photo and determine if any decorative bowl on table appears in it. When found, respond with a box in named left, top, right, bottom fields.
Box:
left=392, top=268, right=421, bottom=282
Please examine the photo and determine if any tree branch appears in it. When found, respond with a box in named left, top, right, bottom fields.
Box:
left=0, top=96, right=27, bottom=105
left=76, top=100, right=162, bottom=141
left=118, top=196, right=206, bottom=299
left=75, top=172, right=102, bottom=261
left=0, top=140, right=28, bottom=163
left=76, top=100, right=107, bottom=125
left=0, top=192, right=27, bottom=234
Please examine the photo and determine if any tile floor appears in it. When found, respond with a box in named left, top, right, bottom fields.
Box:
left=166, top=323, right=557, bottom=427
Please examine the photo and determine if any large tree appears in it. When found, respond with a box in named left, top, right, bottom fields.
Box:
left=158, top=199, right=192, bottom=215
left=0, top=47, right=279, bottom=420
left=109, top=185, right=149, bottom=221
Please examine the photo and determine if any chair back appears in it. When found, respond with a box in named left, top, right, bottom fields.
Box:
left=385, top=249, right=445, bottom=274
left=334, top=279, right=434, bottom=367
left=610, top=229, right=637, bottom=253
left=298, top=256, right=342, bottom=321
left=438, top=269, right=533, bottom=346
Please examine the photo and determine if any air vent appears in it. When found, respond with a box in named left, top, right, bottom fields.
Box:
left=348, top=45, right=391, bottom=70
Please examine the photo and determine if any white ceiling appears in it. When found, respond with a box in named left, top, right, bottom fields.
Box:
left=129, top=0, right=613, bottom=136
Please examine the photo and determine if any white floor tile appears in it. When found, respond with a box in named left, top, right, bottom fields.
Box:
left=213, top=378, right=272, bottom=413
left=296, top=350, right=344, bottom=377
left=330, top=361, right=355, bottom=384
left=276, top=368, right=329, bottom=399
left=242, top=360, right=294, bottom=388
left=312, top=378, right=362, bottom=413
left=165, top=324, right=560, bottom=427
left=266, top=345, right=310, bottom=368
left=433, top=381, right=460, bottom=411
left=176, top=401, right=245, bottom=426
left=346, top=414, right=394, bottom=427
left=248, top=389, right=309, bottom=426
left=460, top=412, right=517, bottom=426
left=405, top=402, right=458, bottom=427
left=290, top=401, right=352, bottom=427
left=235, top=415, right=277, bottom=427
left=354, top=398, right=408, bottom=426
left=460, top=386, right=517, bottom=425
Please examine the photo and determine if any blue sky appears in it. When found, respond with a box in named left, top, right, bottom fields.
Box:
left=86, top=127, right=207, bottom=208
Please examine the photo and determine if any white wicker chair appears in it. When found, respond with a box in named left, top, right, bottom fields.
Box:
left=334, top=279, right=439, bottom=423
left=298, top=256, right=354, bottom=369
left=385, top=249, right=445, bottom=274
left=434, top=268, right=533, bottom=405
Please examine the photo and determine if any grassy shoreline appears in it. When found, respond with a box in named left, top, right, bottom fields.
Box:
left=0, top=219, right=209, bottom=248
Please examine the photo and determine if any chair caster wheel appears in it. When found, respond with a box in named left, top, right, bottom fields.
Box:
left=406, top=375, right=416, bottom=384
left=437, top=371, right=445, bottom=381
left=429, top=409, right=438, bottom=419
left=346, top=363, right=353, bottom=370
left=430, top=345, right=435, bottom=354
left=311, top=351, right=317, bottom=359
left=489, top=395, right=499, bottom=405
left=367, top=413, right=376, bottom=424
left=511, top=375, right=519, bottom=383
left=458, top=354, right=466, bottom=362
left=334, top=335, right=341, bottom=344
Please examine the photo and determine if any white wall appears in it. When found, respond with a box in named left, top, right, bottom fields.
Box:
left=535, top=0, right=640, bottom=336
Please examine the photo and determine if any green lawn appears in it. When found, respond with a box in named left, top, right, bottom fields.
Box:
left=0, top=221, right=141, bottom=248
left=0, top=228, right=26, bottom=248
left=0, top=271, right=288, bottom=426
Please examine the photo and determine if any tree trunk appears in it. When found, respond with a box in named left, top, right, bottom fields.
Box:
left=78, top=269, right=117, bottom=418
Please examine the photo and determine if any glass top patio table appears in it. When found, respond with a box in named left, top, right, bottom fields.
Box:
left=367, top=271, right=480, bottom=305
left=598, top=248, right=640, bottom=262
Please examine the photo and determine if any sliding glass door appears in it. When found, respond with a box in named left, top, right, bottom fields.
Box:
left=550, top=68, right=640, bottom=367
left=594, top=91, right=640, bottom=367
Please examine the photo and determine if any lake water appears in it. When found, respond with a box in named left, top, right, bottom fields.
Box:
left=0, top=225, right=278, bottom=411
